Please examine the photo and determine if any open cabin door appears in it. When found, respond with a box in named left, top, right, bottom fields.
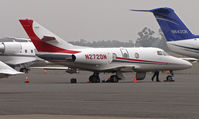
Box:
left=120, top=48, right=129, bottom=58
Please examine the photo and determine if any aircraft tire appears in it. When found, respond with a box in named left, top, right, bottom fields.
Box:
left=89, top=75, right=100, bottom=83
left=110, top=75, right=119, bottom=83
left=71, top=78, right=77, bottom=83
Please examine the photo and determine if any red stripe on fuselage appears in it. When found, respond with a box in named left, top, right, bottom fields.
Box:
left=116, top=57, right=175, bottom=65
left=19, top=19, right=80, bottom=54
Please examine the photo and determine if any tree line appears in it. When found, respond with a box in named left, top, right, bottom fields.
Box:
left=69, top=27, right=169, bottom=51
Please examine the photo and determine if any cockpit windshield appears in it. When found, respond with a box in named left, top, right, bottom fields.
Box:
left=157, top=51, right=168, bottom=56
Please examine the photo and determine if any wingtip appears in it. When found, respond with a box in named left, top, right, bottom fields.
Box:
left=130, top=7, right=174, bottom=13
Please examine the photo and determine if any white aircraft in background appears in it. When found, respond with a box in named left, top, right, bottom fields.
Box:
left=132, top=7, right=199, bottom=60
left=0, top=37, right=76, bottom=78
left=0, top=38, right=37, bottom=78
left=19, top=19, right=192, bottom=82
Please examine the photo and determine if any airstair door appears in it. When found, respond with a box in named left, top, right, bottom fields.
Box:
left=120, top=48, right=129, bottom=58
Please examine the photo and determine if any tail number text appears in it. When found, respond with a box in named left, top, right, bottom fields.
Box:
left=85, top=54, right=107, bottom=60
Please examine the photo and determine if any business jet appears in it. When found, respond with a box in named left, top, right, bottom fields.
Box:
left=19, top=19, right=192, bottom=82
left=0, top=38, right=36, bottom=78
left=132, top=7, right=199, bottom=59
left=0, top=37, right=77, bottom=79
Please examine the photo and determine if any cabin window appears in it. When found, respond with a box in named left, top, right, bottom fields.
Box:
left=157, top=51, right=168, bottom=56
left=31, top=50, right=33, bottom=53
left=157, top=51, right=163, bottom=55
left=25, top=50, right=27, bottom=53
left=135, top=53, right=139, bottom=59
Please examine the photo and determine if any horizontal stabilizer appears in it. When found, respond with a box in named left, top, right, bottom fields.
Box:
left=130, top=9, right=151, bottom=12
left=41, top=36, right=57, bottom=42
left=31, top=66, right=78, bottom=73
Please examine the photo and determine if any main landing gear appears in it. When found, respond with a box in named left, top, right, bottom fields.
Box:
left=88, top=72, right=122, bottom=83
left=20, top=68, right=29, bottom=73
left=106, top=75, right=120, bottom=83
left=70, top=72, right=101, bottom=84
left=106, top=72, right=123, bottom=83
left=70, top=72, right=123, bottom=84
left=89, top=72, right=100, bottom=83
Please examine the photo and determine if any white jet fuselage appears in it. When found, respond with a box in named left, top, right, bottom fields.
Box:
left=37, top=47, right=191, bottom=72
left=167, top=39, right=199, bottom=59
left=0, top=41, right=37, bottom=67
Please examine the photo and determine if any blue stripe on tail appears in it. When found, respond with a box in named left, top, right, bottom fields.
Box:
left=150, top=7, right=199, bottom=41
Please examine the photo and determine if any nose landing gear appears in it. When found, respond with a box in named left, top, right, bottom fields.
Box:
left=70, top=71, right=124, bottom=84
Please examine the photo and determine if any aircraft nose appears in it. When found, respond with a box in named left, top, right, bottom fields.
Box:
left=182, top=60, right=192, bottom=69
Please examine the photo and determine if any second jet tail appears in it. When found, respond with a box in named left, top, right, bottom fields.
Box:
left=131, top=7, right=199, bottom=41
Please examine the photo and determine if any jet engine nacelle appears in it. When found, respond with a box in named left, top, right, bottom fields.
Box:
left=136, top=72, right=146, bottom=80
left=72, top=51, right=113, bottom=65
left=0, top=42, right=22, bottom=54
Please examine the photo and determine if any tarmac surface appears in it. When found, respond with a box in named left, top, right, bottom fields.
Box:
left=0, top=64, right=199, bottom=119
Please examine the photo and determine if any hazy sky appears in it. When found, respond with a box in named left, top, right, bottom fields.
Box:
left=0, top=0, right=198, bottom=42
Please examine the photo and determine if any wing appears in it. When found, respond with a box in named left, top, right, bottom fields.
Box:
left=30, top=66, right=69, bottom=70
left=100, top=64, right=139, bottom=72
left=30, top=66, right=78, bottom=73
left=0, top=61, right=23, bottom=77
left=5, top=56, right=38, bottom=66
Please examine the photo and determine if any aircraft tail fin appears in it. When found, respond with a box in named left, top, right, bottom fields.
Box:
left=131, top=7, right=199, bottom=41
left=19, top=19, right=80, bottom=54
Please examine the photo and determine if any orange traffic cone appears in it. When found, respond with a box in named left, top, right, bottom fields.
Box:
left=25, top=75, right=29, bottom=83
left=44, top=70, right=47, bottom=74
left=134, top=76, right=137, bottom=83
